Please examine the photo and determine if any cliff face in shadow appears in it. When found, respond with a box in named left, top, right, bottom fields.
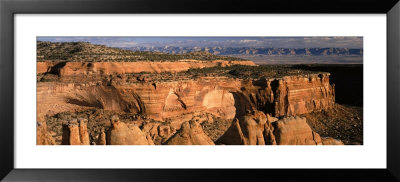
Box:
left=292, top=64, right=363, bottom=107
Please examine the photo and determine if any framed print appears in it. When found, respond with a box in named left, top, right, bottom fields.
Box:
left=1, top=0, right=400, bottom=181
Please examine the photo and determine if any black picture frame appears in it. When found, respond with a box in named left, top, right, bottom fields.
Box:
left=1, top=0, right=399, bottom=181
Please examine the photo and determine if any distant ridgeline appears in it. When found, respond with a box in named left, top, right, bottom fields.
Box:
left=36, top=41, right=247, bottom=62
left=125, top=46, right=363, bottom=56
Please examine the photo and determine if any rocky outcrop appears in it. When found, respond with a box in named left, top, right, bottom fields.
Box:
left=79, top=119, right=90, bottom=145
left=242, top=74, right=335, bottom=117
left=272, top=116, right=343, bottom=145
left=264, top=114, right=278, bottom=145
left=216, top=110, right=269, bottom=145
left=36, top=120, right=55, bottom=145
left=276, top=74, right=335, bottom=116
left=217, top=111, right=342, bottom=145
left=96, top=130, right=107, bottom=145
left=36, top=77, right=243, bottom=121
left=37, top=60, right=256, bottom=76
left=61, top=118, right=90, bottom=145
left=164, top=120, right=214, bottom=145
left=141, top=122, right=176, bottom=145
left=273, top=116, right=323, bottom=145
left=37, top=61, right=58, bottom=74
left=202, top=89, right=236, bottom=119
left=107, top=116, right=154, bottom=145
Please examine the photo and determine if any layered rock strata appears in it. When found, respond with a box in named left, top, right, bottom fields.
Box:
left=37, top=73, right=334, bottom=122
left=37, top=60, right=256, bottom=75
left=37, top=58, right=339, bottom=146
left=241, top=74, right=335, bottom=117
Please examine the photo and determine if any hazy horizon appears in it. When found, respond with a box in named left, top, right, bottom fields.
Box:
left=37, top=36, right=363, bottom=49
left=37, top=36, right=363, bottom=64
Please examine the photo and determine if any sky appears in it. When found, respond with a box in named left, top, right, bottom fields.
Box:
left=37, top=36, right=363, bottom=49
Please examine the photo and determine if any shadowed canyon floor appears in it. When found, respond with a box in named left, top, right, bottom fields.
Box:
left=36, top=41, right=362, bottom=145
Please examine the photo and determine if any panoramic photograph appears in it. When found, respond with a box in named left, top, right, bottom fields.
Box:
left=36, top=36, right=363, bottom=145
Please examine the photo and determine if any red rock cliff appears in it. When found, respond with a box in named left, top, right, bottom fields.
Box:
left=37, top=73, right=335, bottom=121
left=37, top=60, right=256, bottom=75
left=241, top=73, right=335, bottom=117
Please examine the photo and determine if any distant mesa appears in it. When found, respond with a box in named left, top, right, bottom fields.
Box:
left=126, top=46, right=363, bottom=57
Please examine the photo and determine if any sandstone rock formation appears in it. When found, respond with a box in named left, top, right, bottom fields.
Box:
left=37, top=73, right=335, bottom=122
left=36, top=120, right=55, bottom=145
left=37, top=60, right=255, bottom=76
left=164, top=120, right=214, bottom=145
left=216, top=110, right=269, bottom=145
left=215, top=110, right=280, bottom=145
left=96, top=130, right=107, bottom=145
left=217, top=112, right=343, bottom=145
left=36, top=41, right=356, bottom=146
left=202, top=89, right=236, bottom=120
left=107, top=116, right=154, bottom=145
left=274, top=117, right=344, bottom=145
left=61, top=118, right=90, bottom=145
left=273, top=116, right=323, bottom=145
left=37, top=61, right=58, bottom=74
left=78, top=118, right=90, bottom=145
left=241, top=74, right=335, bottom=117
left=141, top=122, right=176, bottom=145
left=264, top=114, right=278, bottom=145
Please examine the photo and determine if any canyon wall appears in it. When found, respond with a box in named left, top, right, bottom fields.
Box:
left=241, top=74, right=335, bottom=117
left=37, top=73, right=335, bottom=122
left=37, top=60, right=256, bottom=75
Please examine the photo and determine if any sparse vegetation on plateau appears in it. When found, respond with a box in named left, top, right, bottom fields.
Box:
left=183, top=65, right=325, bottom=79
left=37, top=41, right=246, bottom=62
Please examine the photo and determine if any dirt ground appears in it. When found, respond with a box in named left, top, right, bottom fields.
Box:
left=201, top=117, right=232, bottom=142
left=301, top=104, right=363, bottom=145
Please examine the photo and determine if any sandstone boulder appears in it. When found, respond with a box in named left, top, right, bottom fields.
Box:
left=141, top=122, right=176, bottom=145
left=61, top=118, right=90, bottom=145
left=273, top=116, right=323, bottom=145
left=107, top=116, right=154, bottom=145
left=164, top=120, right=214, bottom=145
left=96, top=130, right=107, bottom=145
left=78, top=118, right=90, bottom=145
left=216, top=110, right=269, bottom=145
left=217, top=112, right=343, bottom=145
